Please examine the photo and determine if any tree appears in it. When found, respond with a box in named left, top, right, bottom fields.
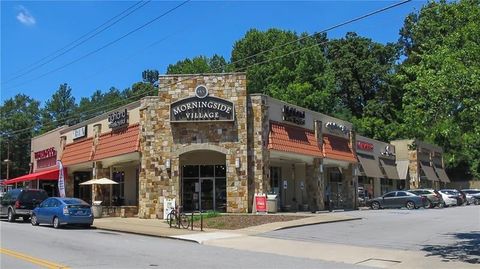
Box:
left=399, top=0, right=480, bottom=179
left=166, top=55, right=231, bottom=74
left=231, top=28, right=337, bottom=113
left=40, top=83, right=77, bottom=132
left=0, top=94, right=41, bottom=178
left=142, top=69, right=159, bottom=86
left=326, top=32, right=400, bottom=118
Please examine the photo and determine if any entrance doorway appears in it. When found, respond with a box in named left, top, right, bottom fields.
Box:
left=73, top=172, right=92, bottom=204
left=181, top=164, right=226, bottom=212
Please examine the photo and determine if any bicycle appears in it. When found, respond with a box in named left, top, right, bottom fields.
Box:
left=167, top=205, right=191, bottom=229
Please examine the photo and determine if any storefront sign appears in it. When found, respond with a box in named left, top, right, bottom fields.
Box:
left=170, top=86, right=235, bottom=122
left=34, top=147, right=57, bottom=160
left=381, top=145, right=395, bottom=157
left=357, top=141, right=374, bottom=152
left=325, top=121, right=349, bottom=135
left=108, top=109, right=128, bottom=129
left=72, top=126, right=87, bottom=140
left=255, top=195, right=267, bottom=213
left=282, top=105, right=305, bottom=125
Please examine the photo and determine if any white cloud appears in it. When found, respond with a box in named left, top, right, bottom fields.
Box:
left=16, top=6, right=36, bottom=26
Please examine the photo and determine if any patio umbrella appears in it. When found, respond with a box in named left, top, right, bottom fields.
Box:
left=79, top=178, right=118, bottom=205
left=80, top=177, right=118, bottom=185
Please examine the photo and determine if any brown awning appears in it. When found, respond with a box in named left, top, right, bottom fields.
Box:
left=357, top=153, right=383, bottom=178
left=420, top=163, right=439, bottom=181
left=434, top=166, right=450, bottom=183
left=379, top=158, right=400, bottom=179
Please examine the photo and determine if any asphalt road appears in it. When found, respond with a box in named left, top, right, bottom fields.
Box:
left=260, top=205, right=480, bottom=263
left=1, top=220, right=365, bottom=269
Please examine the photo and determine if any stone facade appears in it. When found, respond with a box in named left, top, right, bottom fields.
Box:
left=247, top=94, right=270, bottom=208
left=139, top=74, right=249, bottom=218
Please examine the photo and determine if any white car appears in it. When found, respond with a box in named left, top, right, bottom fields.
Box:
left=438, top=191, right=457, bottom=207
left=461, top=189, right=480, bottom=205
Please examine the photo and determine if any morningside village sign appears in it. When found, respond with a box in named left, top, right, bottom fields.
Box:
left=170, top=85, right=235, bottom=122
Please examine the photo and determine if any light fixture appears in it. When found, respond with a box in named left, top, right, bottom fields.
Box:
left=165, top=159, right=171, bottom=169
left=235, top=157, right=241, bottom=169
left=319, top=163, right=324, bottom=174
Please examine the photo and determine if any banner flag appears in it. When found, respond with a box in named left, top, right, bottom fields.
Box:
left=57, top=160, right=66, bottom=198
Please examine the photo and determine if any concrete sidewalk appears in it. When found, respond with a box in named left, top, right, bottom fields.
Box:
left=92, top=212, right=360, bottom=243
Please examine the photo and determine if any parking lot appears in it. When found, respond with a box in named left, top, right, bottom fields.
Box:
left=260, top=205, right=480, bottom=263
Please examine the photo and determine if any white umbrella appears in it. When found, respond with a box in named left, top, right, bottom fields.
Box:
left=80, top=177, right=118, bottom=185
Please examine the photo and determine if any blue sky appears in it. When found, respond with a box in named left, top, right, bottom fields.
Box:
left=1, top=0, right=426, bottom=106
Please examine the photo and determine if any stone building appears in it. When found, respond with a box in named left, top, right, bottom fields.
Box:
left=391, top=139, right=450, bottom=190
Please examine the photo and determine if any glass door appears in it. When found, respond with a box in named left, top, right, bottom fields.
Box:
left=200, top=179, right=214, bottom=211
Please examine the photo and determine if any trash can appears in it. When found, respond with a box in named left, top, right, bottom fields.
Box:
left=267, top=194, right=278, bottom=213
left=92, top=201, right=103, bottom=218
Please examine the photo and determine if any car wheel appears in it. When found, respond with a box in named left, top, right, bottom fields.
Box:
left=424, top=200, right=431, bottom=209
left=475, top=198, right=480, bottom=205
left=23, top=216, right=30, bottom=222
left=7, top=209, right=16, bottom=222
left=53, top=217, right=61, bottom=229
left=371, top=201, right=380, bottom=210
left=406, top=201, right=415, bottom=210
left=31, top=214, right=39, bottom=226
left=438, top=202, right=445, bottom=208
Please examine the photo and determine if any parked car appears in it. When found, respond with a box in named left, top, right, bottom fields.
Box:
left=408, top=189, right=443, bottom=208
left=31, top=197, right=93, bottom=228
left=367, top=191, right=425, bottom=210
left=461, top=189, right=480, bottom=205
left=440, top=189, right=466, bottom=206
left=0, top=188, right=48, bottom=222
left=437, top=190, right=457, bottom=207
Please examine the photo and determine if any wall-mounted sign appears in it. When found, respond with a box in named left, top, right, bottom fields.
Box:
left=108, top=109, right=128, bottom=129
left=325, top=122, right=349, bottom=135
left=282, top=105, right=305, bottom=125
left=170, top=85, right=235, bottom=122
left=72, top=126, right=87, bottom=140
left=381, top=145, right=395, bottom=157
left=34, top=147, right=57, bottom=160
left=357, top=141, right=374, bottom=152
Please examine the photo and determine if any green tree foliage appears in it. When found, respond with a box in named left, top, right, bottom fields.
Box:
left=231, top=29, right=337, bottom=113
left=40, top=83, right=77, bottom=133
left=166, top=55, right=231, bottom=74
left=399, top=0, right=480, bottom=179
left=0, top=94, right=41, bottom=178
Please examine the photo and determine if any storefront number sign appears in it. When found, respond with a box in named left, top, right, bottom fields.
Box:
left=170, top=85, right=235, bottom=122
left=357, top=141, right=374, bottom=152
left=72, top=126, right=87, bottom=140
left=108, top=109, right=128, bottom=129
left=282, top=105, right=305, bottom=125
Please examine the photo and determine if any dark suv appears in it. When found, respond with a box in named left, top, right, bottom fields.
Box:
left=408, top=189, right=443, bottom=208
left=0, top=188, right=48, bottom=222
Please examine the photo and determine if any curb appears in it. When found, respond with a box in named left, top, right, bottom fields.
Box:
left=92, top=226, right=202, bottom=244
left=274, top=217, right=362, bottom=231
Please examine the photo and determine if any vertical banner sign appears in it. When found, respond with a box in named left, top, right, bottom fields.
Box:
left=255, top=195, right=267, bottom=213
left=57, top=160, right=66, bottom=198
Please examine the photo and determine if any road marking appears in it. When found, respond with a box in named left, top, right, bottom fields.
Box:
left=0, top=248, right=70, bottom=269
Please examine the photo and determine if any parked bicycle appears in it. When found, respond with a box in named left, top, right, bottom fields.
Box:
left=167, top=205, right=191, bottom=229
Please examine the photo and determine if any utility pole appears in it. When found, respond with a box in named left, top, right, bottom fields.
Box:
left=4, top=142, right=11, bottom=180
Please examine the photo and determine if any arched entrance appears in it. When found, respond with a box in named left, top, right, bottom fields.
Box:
left=179, top=150, right=226, bottom=212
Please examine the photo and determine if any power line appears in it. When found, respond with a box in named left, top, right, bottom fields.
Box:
left=3, top=0, right=191, bottom=91
left=2, top=0, right=412, bottom=138
left=2, top=1, right=151, bottom=85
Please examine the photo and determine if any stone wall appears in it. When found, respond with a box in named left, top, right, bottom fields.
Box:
left=139, top=74, right=249, bottom=219
left=247, top=95, right=270, bottom=209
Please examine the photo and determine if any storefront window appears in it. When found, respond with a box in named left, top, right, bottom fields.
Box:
left=270, top=167, right=281, bottom=194
left=183, top=165, right=199, bottom=177
left=112, top=171, right=125, bottom=206
left=214, top=165, right=226, bottom=177
left=200, top=165, right=214, bottom=177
